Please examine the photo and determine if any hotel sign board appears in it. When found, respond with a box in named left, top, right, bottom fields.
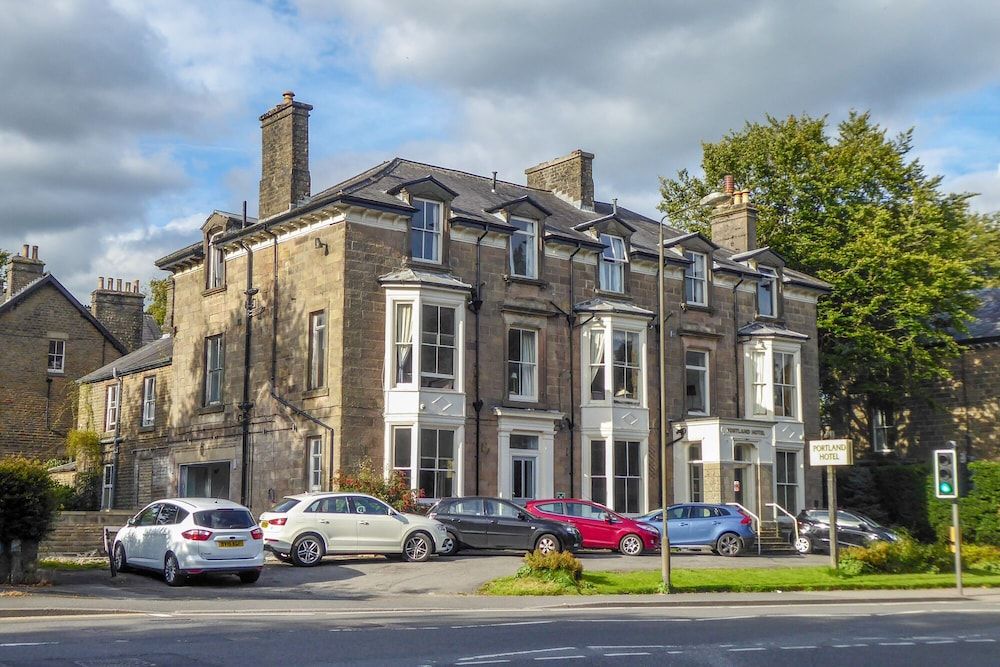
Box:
left=809, top=439, right=854, bottom=467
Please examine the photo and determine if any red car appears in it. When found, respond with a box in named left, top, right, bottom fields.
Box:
left=525, top=498, right=660, bottom=556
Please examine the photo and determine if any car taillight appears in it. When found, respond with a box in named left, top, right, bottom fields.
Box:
left=267, top=517, right=287, bottom=526
left=181, top=529, right=212, bottom=541
left=250, top=528, right=263, bottom=540
left=738, top=511, right=752, bottom=525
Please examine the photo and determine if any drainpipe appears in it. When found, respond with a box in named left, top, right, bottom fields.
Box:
left=566, top=243, right=582, bottom=495
left=237, top=233, right=257, bottom=508
left=470, top=224, right=490, bottom=495
left=733, top=276, right=745, bottom=417
left=111, top=368, right=123, bottom=510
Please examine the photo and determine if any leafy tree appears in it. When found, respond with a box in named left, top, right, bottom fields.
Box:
left=660, top=111, right=1000, bottom=423
left=146, top=277, right=169, bottom=326
left=0, top=249, right=9, bottom=294
left=0, top=457, right=59, bottom=584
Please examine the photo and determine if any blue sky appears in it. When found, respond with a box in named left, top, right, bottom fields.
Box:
left=2, top=0, right=998, bottom=300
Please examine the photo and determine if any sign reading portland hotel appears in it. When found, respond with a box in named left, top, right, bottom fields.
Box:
left=808, top=439, right=854, bottom=467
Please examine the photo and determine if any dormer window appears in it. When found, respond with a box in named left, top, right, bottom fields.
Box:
left=757, top=266, right=778, bottom=317
left=207, top=232, right=225, bottom=289
left=683, top=251, right=708, bottom=306
left=599, top=234, right=627, bottom=293
left=509, top=217, right=537, bottom=278
left=411, top=199, right=443, bottom=263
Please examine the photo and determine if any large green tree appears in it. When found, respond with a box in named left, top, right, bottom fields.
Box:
left=660, top=111, right=999, bottom=423
left=146, top=277, right=169, bottom=327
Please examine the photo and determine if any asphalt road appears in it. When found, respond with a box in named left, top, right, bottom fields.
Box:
left=1, top=599, right=998, bottom=666
left=42, top=549, right=827, bottom=599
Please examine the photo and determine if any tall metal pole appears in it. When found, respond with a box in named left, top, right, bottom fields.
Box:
left=658, top=215, right=671, bottom=593
left=953, top=500, right=963, bottom=595
left=827, top=466, right=838, bottom=570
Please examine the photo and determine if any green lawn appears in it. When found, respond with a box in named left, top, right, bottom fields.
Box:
left=480, top=566, right=1000, bottom=596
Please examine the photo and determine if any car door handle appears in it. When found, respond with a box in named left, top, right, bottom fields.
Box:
left=359, top=521, right=370, bottom=526
left=319, top=520, right=330, bottom=524
left=679, top=522, right=689, bottom=526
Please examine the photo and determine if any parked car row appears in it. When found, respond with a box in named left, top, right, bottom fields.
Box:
left=793, top=509, right=899, bottom=554
left=112, top=494, right=776, bottom=586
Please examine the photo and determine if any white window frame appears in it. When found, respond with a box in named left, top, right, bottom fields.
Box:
left=307, top=436, right=323, bottom=491
left=598, top=233, right=627, bottom=293
left=308, top=310, right=327, bottom=390
left=383, top=288, right=466, bottom=395
left=507, top=327, right=538, bottom=402
left=104, top=384, right=119, bottom=431
left=393, top=302, right=414, bottom=386
left=101, top=463, right=114, bottom=510
left=744, top=341, right=801, bottom=421
left=583, top=317, right=648, bottom=407
left=417, top=427, right=457, bottom=499
left=391, top=426, right=413, bottom=484
left=683, top=251, right=708, bottom=306
left=775, top=450, right=799, bottom=514
left=872, top=405, right=895, bottom=453
left=141, top=376, right=156, bottom=427
left=384, top=421, right=465, bottom=500
left=688, top=443, right=703, bottom=503
left=685, top=350, right=709, bottom=415
left=611, top=329, right=642, bottom=404
left=585, top=438, right=647, bottom=514
left=204, top=334, right=224, bottom=406
left=411, top=198, right=443, bottom=263
left=207, top=232, right=225, bottom=289
left=757, top=265, right=778, bottom=318
left=773, top=350, right=798, bottom=418
left=420, top=304, right=457, bottom=389
left=509, top=216, right=537, bottom=279
left=47, top=339, right=65, bottom=373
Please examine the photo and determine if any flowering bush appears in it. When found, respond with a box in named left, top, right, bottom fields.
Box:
left=332, top=458, right=423, bottom=513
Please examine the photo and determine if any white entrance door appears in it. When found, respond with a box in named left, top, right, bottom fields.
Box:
left=734, top=444, right=757, bottom=516
left=511, top=456, right=536, bottom=504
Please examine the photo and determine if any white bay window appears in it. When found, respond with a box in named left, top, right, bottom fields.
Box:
left=745, top=341, right=801, bottom=420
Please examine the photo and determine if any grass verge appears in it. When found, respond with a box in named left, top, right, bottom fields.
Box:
left=480, top=566, right=1000, bottom=596
left=39, top=558, right=108, bottom=571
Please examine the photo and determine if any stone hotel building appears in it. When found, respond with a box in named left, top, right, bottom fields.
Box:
left=79, top=92, right=830, bottom=518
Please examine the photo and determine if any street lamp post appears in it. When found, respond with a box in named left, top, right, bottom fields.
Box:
left=659, top=191, right=730, bottom=593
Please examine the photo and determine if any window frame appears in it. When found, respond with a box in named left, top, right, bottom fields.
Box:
left=141, top=375, right=156, bottom=427
left=598, top=233, right=628, bottom=293
left=410, top=198, right=443, bottom=264
left=688, top=444, right=703, bottom=502
left=417, top=427, right=456, bottom=500
left=611, top=329, right=641, bottom=404
left=587, top=438, right=646, bottom=514
left=584, top=319, right=647, bottom=407
left=47, top=339, right=65, bottom=373
left=307, top=435, right=323, bottom=491
left=104, top=384, right=119, bottom=431
left=683, top=251, right=709, bottom=306
left=757, top=265, right=778, bottom=318
left=203, top=334, right=224, bottom=406
left=393, top=302, right=414, bottom=386
left=420, top=304, right=457, bottom=389
left=775, top=450, right=799, bottom=514
left=101, top=464, right=114, bottom=510
left=773, top=350, right=798, bottom=419
left=871, top=404, right=896, bottom=453
left=507, top=327, right=538, bottom=402
left=207, top=231, right=226, bottom=290
left=307, top=310, right=327, bottom=390
left=508, top=216, right=538, bottom=279
left=684, top=350, right=709, bottom=416
left=745, top=342, right=801, bottom=421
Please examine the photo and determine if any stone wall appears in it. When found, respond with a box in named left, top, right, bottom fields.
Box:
left=525, top=150, right=595, bottom=210
left=90, top=279, right=146, bottom=352
left=39, top=510, right=134, bottom=556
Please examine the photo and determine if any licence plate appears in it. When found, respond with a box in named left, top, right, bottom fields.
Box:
left=260, top=520, right=269, bottom=528
left=218, top=540, right=244, bottom=548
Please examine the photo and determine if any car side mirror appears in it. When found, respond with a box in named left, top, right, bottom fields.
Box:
left=126, top=518, right=136, bottom=527
left=518, top=512, right=529, bottom=521
left=858, top=522, right=869, bottom=531
left=605, top=515, right=614, bottom=524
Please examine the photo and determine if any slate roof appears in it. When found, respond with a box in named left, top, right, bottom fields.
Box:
left=378, top=268, right=472, bottom=290
left=573, top=297, right=655, bottom=317
left=738, top=322, right=811, bottom=340
left=0, top=273, right=128, bottom=354
left=141, top=314, right=162, bottom=346
left=956, top=288, right=1000, bottom=343
left=156, top=156, right=830, bottom=291
left=79, top=335, right=173, bottom=384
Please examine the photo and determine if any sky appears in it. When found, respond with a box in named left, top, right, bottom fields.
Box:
left=2, top=0, right=999, bottom=301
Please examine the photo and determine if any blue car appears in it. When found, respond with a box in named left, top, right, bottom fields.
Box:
left=637, top=503, right=755, bottom=557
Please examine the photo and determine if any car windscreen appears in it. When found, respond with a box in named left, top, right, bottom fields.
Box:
left=270, top=498, right=301, bottom=513
left=193, top=509, right=256, bottom=529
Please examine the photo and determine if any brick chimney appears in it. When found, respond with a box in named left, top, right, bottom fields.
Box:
left=710, top=177, right=757, bottom=253
left=258, top=90, right=313, bottom=221
left=3, top=244, right=44, bottom=303
left=525, top=149, right=595, bottom=211
left=91, top=277, right=146, bottom=352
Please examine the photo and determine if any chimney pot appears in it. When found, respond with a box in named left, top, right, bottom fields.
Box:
left=99, top=277, right=105, bottom=290
left=282, top=90, right=295, bottom=104
left=31, top=245, right=38, bottom=260
left=134, top=279, right=140, bottom=292
left=21, top=244, right=28, bottom=257
left=116, top=278, right=123, bottom=291
left=724, top=175, right=735, bottom=195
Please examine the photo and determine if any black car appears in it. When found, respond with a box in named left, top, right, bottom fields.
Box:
left=429, top=497, right=582, bottom=556
left=794, top=509, right=899, bottom=554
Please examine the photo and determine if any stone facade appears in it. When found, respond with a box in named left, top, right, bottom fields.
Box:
left=91, top=93, right=829, bottom=519
left=90, top=278, right=146, bottom=353
left=0, top=248, right=128, bottom=460
left=258, top=91, right=313, bottom=221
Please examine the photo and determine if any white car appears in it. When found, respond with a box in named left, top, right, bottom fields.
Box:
left=259, top=492, right=448, bottom=566
left=113, top=498, right=265, bottom=586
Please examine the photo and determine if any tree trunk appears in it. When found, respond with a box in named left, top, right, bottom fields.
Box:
left=0, top=540, right=11, bottom=584
left=7, top=539, right=42, bottom=585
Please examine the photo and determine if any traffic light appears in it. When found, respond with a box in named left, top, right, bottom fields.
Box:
left=959, top=451, right=975, bottom=498
left=934, top=449, right=958, bottom=499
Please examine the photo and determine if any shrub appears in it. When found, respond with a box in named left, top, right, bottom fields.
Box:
left=0, top=457, right=59, bottom=543
left=51, top=471, right=100, bottom=511
left=332, top=458, right=423, bottom=512
left=65, top=429, right=101, bottom=467
left=961, top=544, right=1000, bottom=574
left=839, top=535, right=951, bottom=575
left=518, top=549, right=583, bottom=583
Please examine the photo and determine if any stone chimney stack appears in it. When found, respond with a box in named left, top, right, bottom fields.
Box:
left=3, top=244, right=45, bottom=303
left=91, top=277, right=146, bottom=352
left=710, top=176, right=757, bottom=254
left=258, top=90, right=313, bottom=221
left=525, top=149, right=595, bottom=211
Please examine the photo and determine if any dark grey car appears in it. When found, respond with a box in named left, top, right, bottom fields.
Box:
left=794, top=509, right=898, bottom=554
left=429, top=497, right=582, bottom=556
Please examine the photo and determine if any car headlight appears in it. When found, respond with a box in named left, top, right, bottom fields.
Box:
left=800, top=524, right=811, bottom=533
left=434, top=524, right=446, bottom=532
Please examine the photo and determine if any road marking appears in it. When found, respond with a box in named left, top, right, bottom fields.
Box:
left=0, top=642, right=58, bottom=648
left=780, top=646, right=816, bottom=650
left=459, top=647, right=576, bottom=661
left=832, top=644, right=867, bottom=648
left=926, top=640, right=956, bottom=644
left=965, top=639, right=996, bottom=643
left=879, top=642, right=915, bottom=646
left=534, top=657, right=585, bottom=661
left=589, top=645, right=675, bottom=649
left=456, top=661, right=510, bottom=666
left=728, top=647, right=766, bottom=652
left=493, top=621, right=553, bottom=627
left=603, top=652, right=650, bottom=657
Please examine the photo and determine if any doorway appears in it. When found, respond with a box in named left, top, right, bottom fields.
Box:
left=179, top=462, right=230, bottom=499
left=733, top=444, right=757, bottom=515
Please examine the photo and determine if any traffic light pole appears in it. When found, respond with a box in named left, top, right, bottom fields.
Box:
left=953, top=500, right=963, bottom=595
left=827, top=466, right=838, bottom=570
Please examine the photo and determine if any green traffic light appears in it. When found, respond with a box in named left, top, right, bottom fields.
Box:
left=939, top=482, right=953, bottom=494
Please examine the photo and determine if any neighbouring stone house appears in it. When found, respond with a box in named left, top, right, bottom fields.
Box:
left=848, top=287, right=999, bottom=462
left=0, top=245, right=154, bottom=460
left=82, top=92, right=830, bottom=519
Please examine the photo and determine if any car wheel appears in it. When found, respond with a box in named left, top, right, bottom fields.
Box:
left=619, top=533, right=644, bottom=557
left=438, top=532, right=460, bottom=557
left=238, top=570, right=261, bottom=584
left=793, top=535, right=813, bottom=555
left=403, top=532, right=432, bottom=562
left=716, top=532, right=744, bottom=557
left=535, top=533, right=561, bottom=555
left=291, top=534, right=325, bottom=567
left=113, top=543, right=129, bottom=573
left=163, top=553, right=186, bottom=587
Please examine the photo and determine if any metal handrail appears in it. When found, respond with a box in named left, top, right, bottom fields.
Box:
left=725, top=502, right=762, bottom=555
left=766, top=502, right=799, bottom=547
